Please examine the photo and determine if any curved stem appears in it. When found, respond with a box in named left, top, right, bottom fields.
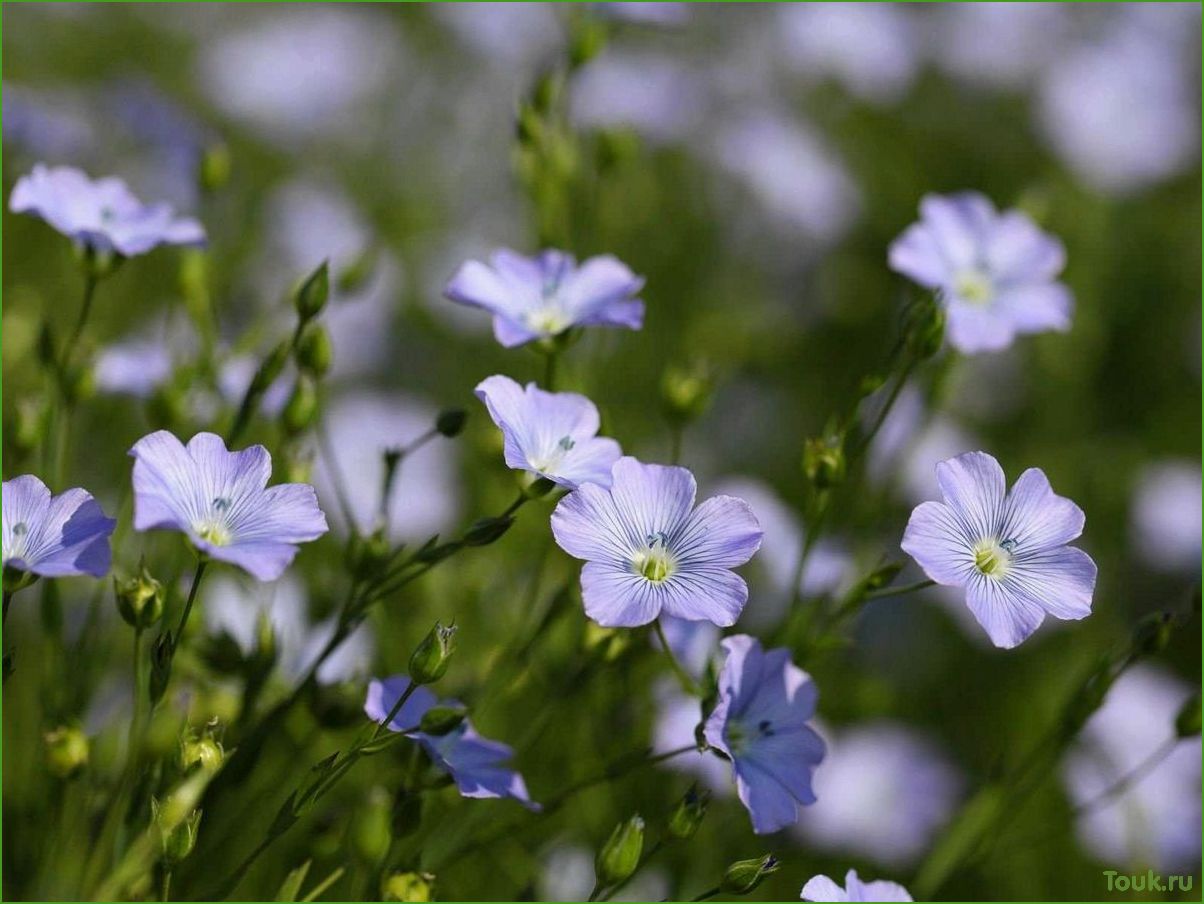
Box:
left=175, top=560, right=209, bottom=643
left=863, top=578, right=935, bottom=601
left=691, top=885, right=721, bottom=902
left=857, top=356, right=917, bottom=456
left=59, top=273, right=98, bottom=379
left=653, top=619, right=701, bottom=697
left=543, top=349, right=559, bottom=390
left=1077, top=735, right=1179, bottom=814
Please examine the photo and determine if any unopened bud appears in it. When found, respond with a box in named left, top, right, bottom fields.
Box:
left=1176, top=693, right=1201, bottom=738
left=802, top=435, right=846, bottom=489
left=905, top=297, right=945, bottom=360
left=436, top=408, right=467, bottom=438
left=1132, top=610, right=1175, bottom=656
left=338, top=247, right=378, bottom=295
left=595, top=815, right=644, bottom=887
left=462, top=515, right=514, bottom=546
left=44, top=725, right=89, bottom=778
left=864, top=561, right=905, bottom=592
left=720, top=854, right=779, bottom=895
left=180, top=733, right=224, bottom=773
left=154, top=799, right=202, bottom=865
left=282, top=376, right=320, bottom=435
left=198, top=143, right=231, bottom=194
left=668, top=784, right=710, bottom=840
left=295, top=326, right=333, bottom=378
left=569, top=17, right=607, bottom=69
left=115, top=564, right=165, bottom=629
left=408, top=622, right=457, bottom=685
left=661, top=361, right=713, bottom=424
left=382, top=871, right=435, bottom=902
left=294, top=261, right=329, bottom=321
left=418, top=704, right=467, bottom=736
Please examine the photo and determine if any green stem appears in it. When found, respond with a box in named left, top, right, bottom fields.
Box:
left=863, top=578, right=935, bottom=601
left=857, top=356, right=917, bottom=456
left=653, top=619, right=701, bottom=697
left=543, top=348, right=559, bottom=390
left=316, top=418, right=359, bottom=534
left=59, top=273, right=98, bottom=379
left=174, top=559, right=209, bottom=644
left=127, top=626, right=146, bottom=763
left=3, top=590, right=12, bottom=626
left=160, top=867, right=171, bottom=903
left=691, top=885, right=721, bottom=902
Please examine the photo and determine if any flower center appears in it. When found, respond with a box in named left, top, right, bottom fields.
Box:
left=632, top=532, right=675, bottom=583
left=953, top=269, right=995, bottom=305
left=726, top=718, right=774, bottom=755
left=530, top=435, right=575, bottom=474
left=526, top=305, right=571, bottom=336
left=973, top=538, right=1014, bottom=578
left=194, top=497, right=234, bottom=546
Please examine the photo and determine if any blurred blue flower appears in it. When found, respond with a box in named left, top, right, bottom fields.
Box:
left=475, top=375, right=621, bottom=489
left=801, top=869, right=912, bottom=902
left=703, top=635, right=825, bottom=834
left=130, top=431, right=327, bottom=581
left=551, top=457, right=762, bottom=627
left=902, top=451, right=1096, bottom=649
left=365, top=675, right=537, bottom=809
left=1130, top=460, right=1202, bottom=573
left=9, top=164, right=205, bottom=257
left=2, top=475, right=115, bottom=579
left=889, top=192, right=1072, bottom=353
left=445, top=249, right=644, bottom=348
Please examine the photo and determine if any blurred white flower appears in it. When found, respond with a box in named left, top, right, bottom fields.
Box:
left=795, top=721, right=963, bottom=866
left=314, top=391, right=460, bottom=544
left=1063, top=664, right=1202, bottom=871
left=777, top=3, right=919, bottom=104
left=198, top=9, right=401, bottom=142
left=933, top=3, right=1068, bottom=89
left=712, top=112, right=860, bottom=244
left=434, top=3, right=561, bottom=68
left=1038, top=29, right=1198, bottom=194
left=1131, top=461, right=1202, bottom=573
left=572, top=54, right=707, bottom=145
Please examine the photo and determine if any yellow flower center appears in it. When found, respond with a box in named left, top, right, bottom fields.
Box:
left=194, top=497, right=234, bottom=546
left=526, top=306, right=571, bottom=336
left=633, top=534, right=675, bottom=583
left=953, top=269, right=995, bottom=305
left=973, top=538, right=1013, bottom=578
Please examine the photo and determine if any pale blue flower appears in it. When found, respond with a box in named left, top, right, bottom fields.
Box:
left=801, top=869, right=912, bottom=902
left=475, top=375, right=621, bottom=489
left=901, top=451, right=1096, bottom=648
left=703, top=635, right=825, bottom=834
left=889, top=192, right=1072, bottom=353
left=2, top=475, right=115, bottom=579
left=130, top=431, right=327, bottom=581
left=445, top=249, right=644, bottom=348
left=10, top=164, right=205, bottom=256
left=551, top=457, right=762, bottom=627
left=364, top=675, right=537, bottom=809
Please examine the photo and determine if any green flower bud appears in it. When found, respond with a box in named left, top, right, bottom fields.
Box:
left=180, top=732, right=224, bottom=773
left=569, top=17, right=607, bottom=69
left=595, top=128, right=641, bottom=174
left=381, top=871, right=435, bottom=902
left=282, top=376, right=320, bottom=435
left=720, top=854, right=780, bottom=895
left=436, top=408, right=468, bottom=438
left=337, top=247, right=378, bottom=295
left=661, top=361, right=714, bottom=424
left=802, top=435, right=846, bottom=489
left=462, top=515, right=514, bottom=546
left=250, top=340, right=291, bottom=396
left=295, top=326, right=333, bottom=378
left=294, top=260, right=330, bottom=322
left=154, top=799, right=203, bottom=865
left=1176, top=693, right=1201, bottom=738
left=44, top=725, right=89, bottom=778
left=863, top=561, right=905, bottom=592
left=595, top=815, right=644, bottom=887
left=1131, top=610, right=1175, bottom=656
left=198, top=143, right=231, bottom=194
left=114, top=564, right=165, bottom=629
left=408, top=622, right=458, bottom=685
left=418, top=704, right=467, bottom=736
left=904, top=296, right=945, bottom=361
left=667, top=784, right=710, bottom=840
left=346, top=530, right=394, bottom=580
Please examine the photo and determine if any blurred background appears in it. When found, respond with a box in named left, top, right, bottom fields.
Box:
left=2, top=3, right=1201, bottom=901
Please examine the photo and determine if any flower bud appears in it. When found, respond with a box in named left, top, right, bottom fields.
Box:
left=595, top=128, right=641, bottom=174
left=720, top=854, right=779, bottom=895
left=667, top=784, right=710, bottom=840
left=338, top=247, right=378, bottom=295
left=595, top=815, right=644, bottom=887
left=295, top=326, right=333, bottom=378
left=904, top=296, right=945, bottom=361
left=154, top=799, right=202, bottom=865
left=1131, top=610, right=1175, bottom=656
left=114, top=564, right=165, bottom=629
left=149, top=632, right=175, bottom=705
left=391, top=790, right=424, bottom=838
left=569, top=17, right=607, bottom=69
left=180, top=732, right=224, bottom=773
left=462, top=515, right=514, bottom=546
left=436, top=408, right=467, bottom=438
left=381, top=871, right=435, bottom=902
left=282, top=376, right=320, bottom=435
left=294, top=260, right=329, bottom=322
left=802, top=435, right=846, bottom=489
left=863, top=561, right=905, bottom=592
left=44, top=725, right=89, bottom=778
left=661, top=361, right=714, bottom=424
left=250, top=341, right=291, bottom=396
left=198, top=143, right=231, bottom=194
left=408, top=622, right=458, bottom=685
left=418, top=704, right=468, bottom=736
left=346, top=530, right=393, bottom=581
left=1176, top=693, right=1201, bottom=738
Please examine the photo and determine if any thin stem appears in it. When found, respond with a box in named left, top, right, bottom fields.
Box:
left=787, top=488, right=830, bottom=607
left=160, top=867, right=171, bottom=903
left=1077, top=735, right=1179, bottom=815
left=502, top=491, right=529, bottom=518
left=59, top=273, right=98, bottom=378
left=174, top=559, right=209, bottom=643
left=127, top=626, right=146, bottom=764
left=316, top=419, right=359, bottom=535
left=543, top=349, right=559, bottom=390
left=691, top=885, right=721, bottom=902
left=857, top=356, right=917, bottom=456
left=3, top=590, right=12, bottom=626
left=371, top=680, right=420, bottom=742
left=864, top=578, right=935, bottom=601
left=653, top=619, right=701, bottom=697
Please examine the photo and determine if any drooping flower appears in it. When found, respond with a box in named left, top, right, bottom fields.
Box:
left=551, top=457, right=762, bottom=627
left=801, top=869, right=912, bottom=902
left=901, top=451, right=1096, bottom=649
left=364, top=675, right=537, bottom=809
left=703, top=635, right=825, bottom=834
left=444, top=249, right=644, bottom=348
left=794, top=721, right=963, bottom=866
left=475, top=375, right=622, bottom=489
left=888, top=192, right=1072, bottom=353
left=130, top=431, right=327, bottom=582
left=2, top=475, right=115, bottom=579
left=9, top=164, right=205, bottom=257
